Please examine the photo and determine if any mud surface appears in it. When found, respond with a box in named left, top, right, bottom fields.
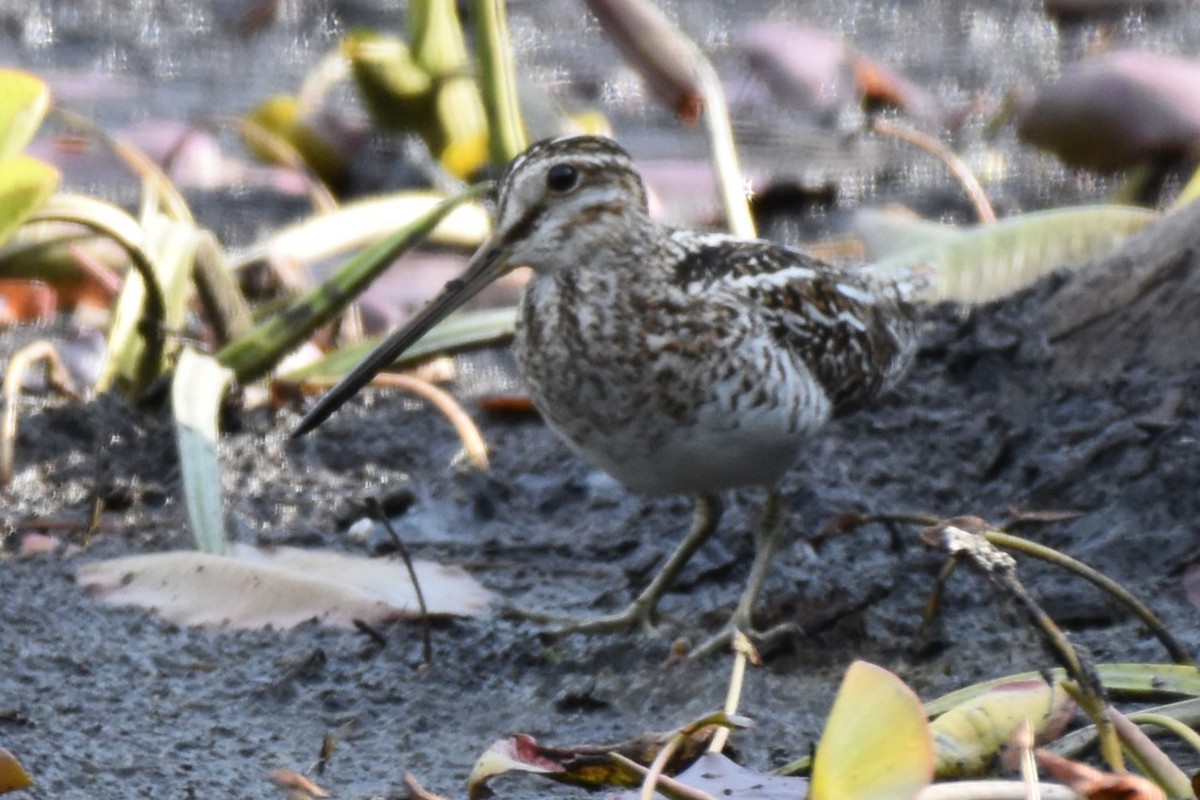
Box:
left=4, top=2, right=1200, bottom=799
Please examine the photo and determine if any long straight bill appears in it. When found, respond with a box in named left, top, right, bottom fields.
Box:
left=292, top=242, right=510, bottom=437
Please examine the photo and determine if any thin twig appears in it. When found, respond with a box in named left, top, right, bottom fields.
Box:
left=921, top=552, right=961, bottom=641
left=708, top=630, right=759, bottom=754
left=640, top=731, right=683, bottom=800
left=871, top=118, right=996, bottom=224
left=368, top=498, right=433, bottom=669
left=636, top=710, right=745, bottom=800
left=403, top=772, right=449, bottom=800
left=1015, top=719, right=1040, bottom=800
left=917, top=780, right=1077, bottom=800
left=983, top=530, right=1192, bottom=667
left=608, top=752, right=716, bottom=800
left=366, top=372, right=489, bottom=470
left=2, top=340, right=76, bottom=485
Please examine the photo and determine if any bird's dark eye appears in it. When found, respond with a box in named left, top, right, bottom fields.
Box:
left=546, top=163, right=580, bottom=193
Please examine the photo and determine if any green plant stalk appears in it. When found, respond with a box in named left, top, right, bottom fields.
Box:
left=217, top=183, right=491, bottom=383
left=29, top=194, right=168, bottom=395
left=923, top=665, right=1200, bottom=721
left=984, top=529, right=1191, bottom=666
left=1127, top=712, right=1200, bottom=757
left=1051, top=696, right=1200, bottom=759
left=1060, top=680, right=1125, bottom=773
left=192, top=231, right=254, bottom=345
left=1109, top=707, right=1194, bottom=799
left=471, top=0, right=528, bottom=165
left=409, top=0, right=490, bottom=176
left=99, top=214, right=199, bottom=394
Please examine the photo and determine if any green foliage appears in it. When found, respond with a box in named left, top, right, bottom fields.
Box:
left=0, top=69, right=59, bottom=249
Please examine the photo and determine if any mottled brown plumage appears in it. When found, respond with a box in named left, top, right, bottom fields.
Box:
left=296, top=135, right=926, bottom=650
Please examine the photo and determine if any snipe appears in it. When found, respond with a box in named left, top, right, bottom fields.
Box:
left=295, top=135, right=927, bottom=652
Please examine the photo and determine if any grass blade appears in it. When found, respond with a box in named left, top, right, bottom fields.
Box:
left=218, top=183, right=490, bottom=383
left=172, top=347, right=235, bottom=554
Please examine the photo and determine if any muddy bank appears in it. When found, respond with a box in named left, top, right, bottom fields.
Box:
left=4, top=0, right=1200, bottom=798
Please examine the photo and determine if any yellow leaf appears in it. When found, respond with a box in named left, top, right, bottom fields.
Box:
left=932, top=679, right=1074, bottom=778
left=0, top=69, right=50, bottom=161
left=811, top=661, right=934, bottom=800
left=0, top=746, right=33, bottom=793
left=0, top=154, right=58, bottom=247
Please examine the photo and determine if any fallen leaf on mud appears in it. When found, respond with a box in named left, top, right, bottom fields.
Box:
left=932, top=679, right=1075, bottom=777
left=617, top=752, right=808, bottom=800
left=1036, top=749, right=1165, bottom=800
left=470, top=734, right=562, bottom=796
left=18, top=532, right=60, bottom=555
left=76, top=542, right=491, bottom=629
left=266, top=768, right=329, bottom=799
left=468, top=725, right=717, bottom=798
left=0, top=746, right=32, bottom=793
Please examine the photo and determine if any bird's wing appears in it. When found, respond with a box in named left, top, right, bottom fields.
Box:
left=671, top=232, right=920, bottom=412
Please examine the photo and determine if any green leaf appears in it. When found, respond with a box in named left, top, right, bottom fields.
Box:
left=0, top=154, right=59, bottom=247
left=240, top=190, right=488, bottom=271
left=218, top=182, right=490, bottom=383
left=871, top=205, right=1159, bottom=304
left=471, top=0, right=528, bottom=165
left=343, top=31, right=435, bottom=133
left=924, top=663, right=1200, bottom=719
left=0, top=69, right=50, bottom=161
left=280, top=306, right=517, bottom=382
left=172, top=347, right=234, bottom=554
left=97, top=213, right=200, bottom=393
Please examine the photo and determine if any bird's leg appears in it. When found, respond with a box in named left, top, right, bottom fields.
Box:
left=690, top=487, right=799, bottom=658
left=546, top=493, right=724, bottom=636
left=732, top=487, right=785, bottom=631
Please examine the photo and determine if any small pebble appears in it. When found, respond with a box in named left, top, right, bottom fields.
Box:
left=345, top=517, right=376, bottom=544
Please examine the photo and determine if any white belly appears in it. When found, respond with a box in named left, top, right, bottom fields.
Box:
left=530, top=343, right=834, bottom=496
left=556, top=411, right=810, bottom=495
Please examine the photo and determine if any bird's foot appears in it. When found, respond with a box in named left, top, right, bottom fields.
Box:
left=501, top=600, right=664, bottom=637
left=548, top=599, right=664, bottom=637
left=687, top=616, right=801, bottom=660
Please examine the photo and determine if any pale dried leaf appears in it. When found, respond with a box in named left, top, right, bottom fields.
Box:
left=76, top=543, right=491, bottom=629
